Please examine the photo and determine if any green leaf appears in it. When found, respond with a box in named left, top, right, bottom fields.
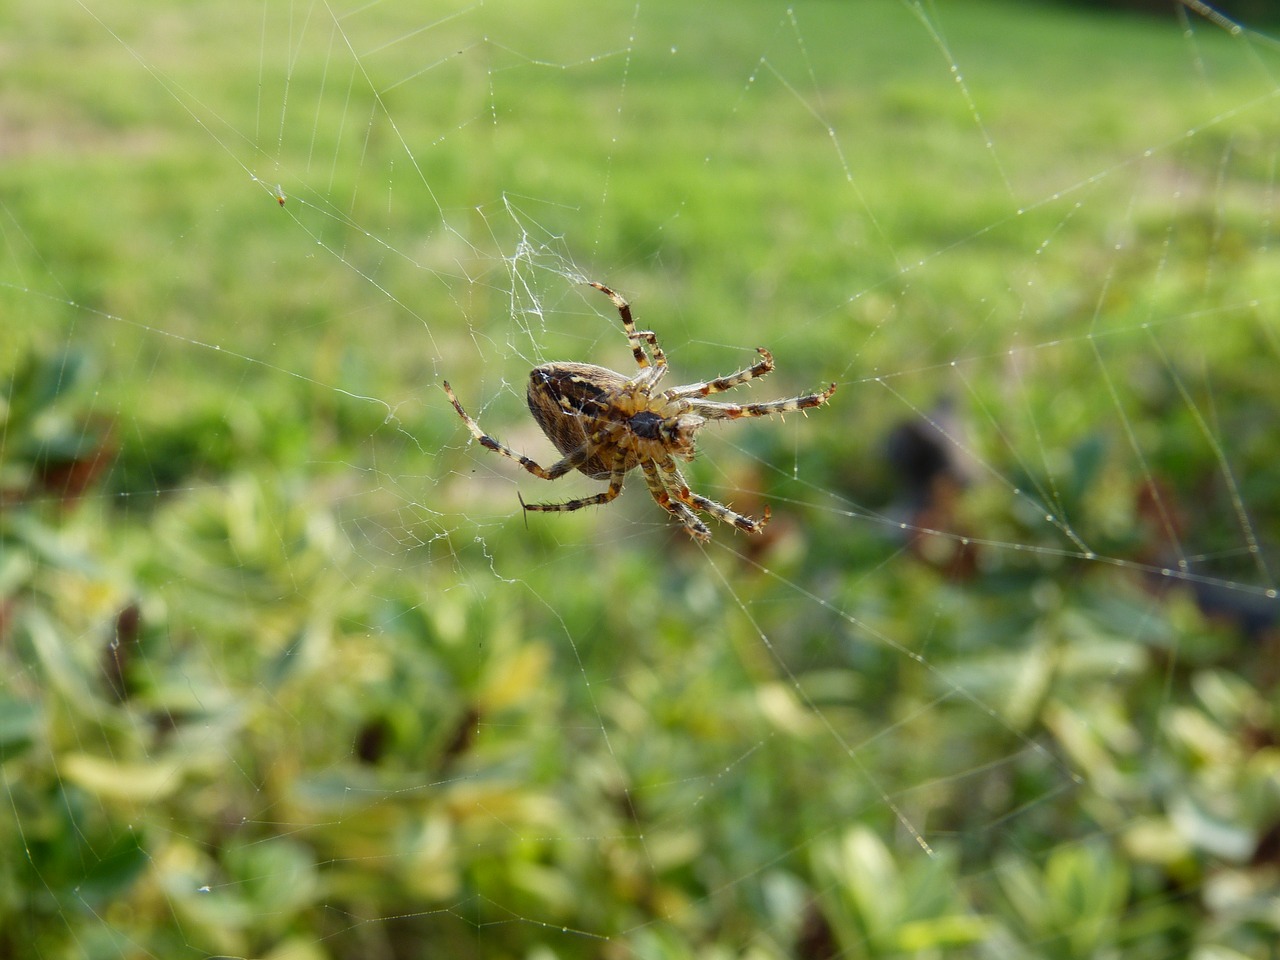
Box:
left=74, top=830, right=149, bottom=905
left=0, top=695, right=39, bottom=759
left=60, top=754, right=185, bottom=802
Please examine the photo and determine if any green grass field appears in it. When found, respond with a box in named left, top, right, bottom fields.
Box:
left=3, top=1, right=1280, bottom=958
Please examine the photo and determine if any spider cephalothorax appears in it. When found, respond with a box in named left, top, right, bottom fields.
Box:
left=444, top=281, right=835, bottom=541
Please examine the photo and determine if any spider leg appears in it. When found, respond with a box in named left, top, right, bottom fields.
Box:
left=445, top=381, right=609, bottom=480
left=686, top=382, right=836, bottom=420
left=522, top=446, right=628, bottom=515
left=587, top=281, right=668, bottom=370
left=652, top=457, right=769, bottom=536
left=666, top=347, right=774, bottom=399
left=640, top=460, right=711, bottom=541
left=684, top=489, right=772, bottom=535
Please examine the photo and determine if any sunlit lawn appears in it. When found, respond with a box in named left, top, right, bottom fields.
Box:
left=2, top=0, right=1279, bottom=957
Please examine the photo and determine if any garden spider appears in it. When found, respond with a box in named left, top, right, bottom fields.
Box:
left=443, top=281, right=836, bottom=541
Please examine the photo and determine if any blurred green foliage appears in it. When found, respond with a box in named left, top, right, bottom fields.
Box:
left=3, top=0, right=1280, bottom=958
left=1060, top=0, right=1280, bottom=27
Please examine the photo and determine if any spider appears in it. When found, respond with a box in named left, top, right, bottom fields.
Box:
left=443, top=281, right=836, bottom=542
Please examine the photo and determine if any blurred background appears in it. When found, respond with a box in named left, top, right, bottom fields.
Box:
left=3, top=1, right=1279, bottom=957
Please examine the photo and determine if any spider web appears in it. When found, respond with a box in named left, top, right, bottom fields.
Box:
left=3, top=0, right=1280, bottom=957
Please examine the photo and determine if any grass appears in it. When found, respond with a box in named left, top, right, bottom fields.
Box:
left=3, top=0, right=1280, bottom=958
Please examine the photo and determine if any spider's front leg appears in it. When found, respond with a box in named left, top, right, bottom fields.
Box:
left=667, top=347, right=775, bottom=399
left=684, top=490, right=771, bottom=535
left=640, top=461, right=711, bottom=541
left=648, top=457, right=770, bottom=539
left=688, top=382, right=837, bottom=421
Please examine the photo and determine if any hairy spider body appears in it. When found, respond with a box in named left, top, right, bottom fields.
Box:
left=527, top=363, right=701, bottom=478
left=445, top=281, right=835, bottom=542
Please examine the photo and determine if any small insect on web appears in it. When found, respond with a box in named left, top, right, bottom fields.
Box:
left=444, top=281, right=836, bottom=541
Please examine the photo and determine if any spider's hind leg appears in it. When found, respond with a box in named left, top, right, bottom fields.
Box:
left=445, top=381, right=600, bottom=481
left=519, top=447, right=628, bottom=515
left=587, top=280, right=668, bottom=369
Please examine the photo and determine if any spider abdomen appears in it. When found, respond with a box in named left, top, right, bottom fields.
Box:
left=528, top=362, right=631, bottom=480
